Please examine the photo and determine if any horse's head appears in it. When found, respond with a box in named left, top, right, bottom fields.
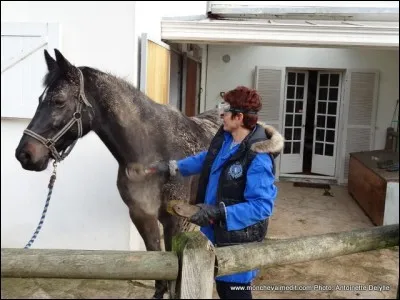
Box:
left=15, top=49, right=94, bottom=171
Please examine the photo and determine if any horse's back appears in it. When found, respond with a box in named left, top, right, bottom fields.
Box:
left=189, top=108, right=222, bottom=139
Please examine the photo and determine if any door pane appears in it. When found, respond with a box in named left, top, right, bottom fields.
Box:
left=297, top=73, right=305, bottom=85
left=326, top=130, right=335, bottom=143
left=315, top=143, right=323, bottom=155
left=293, top=142, right=300, bottom=154
left=295, top=101, right=303, bottom=113
left=285, top=128, right=292, bottom=140
left=327, top=116, right=336, bottom=128
left=325, top=144, right=334, bottom=156
left=288, top=72, right=296, bottom=85
left=320, top=74, right=329, bottom=86
left=286, top=100, right=294, bottom=112
left=293, top=128, right=301, bottom=140
left=284, top=142, right=291, bottom=154
left=317, top=115, right=325, bottom=127
left=287, top=86, right=295, bottom=99
left=318, top=102, right=327, bottom=114
left=296, top=87, right=304, bottom=99
left=319, top=88, right=328, bottom=100
left=328, top=102, right=337, bottom=115
left=330, top=74, right=339, bottom=86
left=329, top=88, right=338, bottom=101
left=316, top=129, right=325, bottom=141
left=285, top=114, right=293, bottom=126
left=294, top=115, right=302, bottom=126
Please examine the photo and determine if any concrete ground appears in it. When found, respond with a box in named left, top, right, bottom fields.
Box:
left=2, top=181, right=399, bottom=299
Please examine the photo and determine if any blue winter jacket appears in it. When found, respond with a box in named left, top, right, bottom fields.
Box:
left=176, top=124, right=281, bottom=284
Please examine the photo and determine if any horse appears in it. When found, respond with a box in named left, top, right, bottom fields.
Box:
left=15, top=49, right=284, bottom=298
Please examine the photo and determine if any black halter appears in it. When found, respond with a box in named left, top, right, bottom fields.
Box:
left=23, top=68, right=93, bottom=163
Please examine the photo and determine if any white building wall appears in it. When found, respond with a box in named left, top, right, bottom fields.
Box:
left=205, top=45, right=399, bottom=151
left=1, top=1, right=138, bottom=251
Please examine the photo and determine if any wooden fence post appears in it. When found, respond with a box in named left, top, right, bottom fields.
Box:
left=170, top=231, right=216, bottom=299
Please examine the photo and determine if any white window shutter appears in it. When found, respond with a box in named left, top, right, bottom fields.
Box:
left=340, top=70, right=379, bottom=183
left=1, top=22, right=60, bottom=119
left=254, top=66, right=285, bottom=180
left=254, top=66, right=285, bottom=132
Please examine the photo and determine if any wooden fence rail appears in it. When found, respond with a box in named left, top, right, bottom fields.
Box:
left=1, top=249, right=178, bottom=280
left=1, top=224, right=399, bottom=299
left=214, top=223, right=399, bottom=277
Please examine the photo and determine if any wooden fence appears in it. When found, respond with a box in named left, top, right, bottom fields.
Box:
left=2, top=224, right=399, bottom=299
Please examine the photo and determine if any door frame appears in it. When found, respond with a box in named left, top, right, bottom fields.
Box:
left=181, top=52, right=202, bottom=116
left=279, top=67, right=346, bottom=181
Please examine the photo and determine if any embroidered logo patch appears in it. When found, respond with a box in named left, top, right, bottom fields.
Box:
left=228, top=162, right=243, bottom=179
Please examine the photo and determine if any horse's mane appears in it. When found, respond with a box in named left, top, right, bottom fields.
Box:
left=43, top=65, right=135, bottom=90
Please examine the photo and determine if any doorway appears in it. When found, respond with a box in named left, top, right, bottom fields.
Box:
left=280, top=69, right=343, bottom=177
left=181, top=54, right=202, bottom=117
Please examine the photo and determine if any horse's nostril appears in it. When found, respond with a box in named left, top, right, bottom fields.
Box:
left=18, top=150, right=32, bottom=164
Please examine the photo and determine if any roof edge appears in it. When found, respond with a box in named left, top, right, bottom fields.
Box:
left=161, top=18, right=399, bottom=49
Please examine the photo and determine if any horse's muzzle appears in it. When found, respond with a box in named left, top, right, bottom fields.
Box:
left=15, top=141, right=49, bottom=172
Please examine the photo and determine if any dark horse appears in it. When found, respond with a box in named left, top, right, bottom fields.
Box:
left=15, top=49, right=284, bottom=298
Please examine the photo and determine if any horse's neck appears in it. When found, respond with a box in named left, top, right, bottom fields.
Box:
left=86, top=71, right=155, bottom=166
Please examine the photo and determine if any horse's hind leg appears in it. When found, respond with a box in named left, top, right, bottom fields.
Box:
left=159, top=211, right=181, bottom=252
left=159, top=211, right=182, bottom=298
left=128, top=205, right=168, bottom=299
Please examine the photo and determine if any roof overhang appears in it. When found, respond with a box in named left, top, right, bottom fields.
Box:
left=161, top=17, right=399, bottom=50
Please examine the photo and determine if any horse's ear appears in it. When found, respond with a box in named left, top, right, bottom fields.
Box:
left=54, top=49, right=78, bottom=82
left=44, top=49, right=57, bottom=72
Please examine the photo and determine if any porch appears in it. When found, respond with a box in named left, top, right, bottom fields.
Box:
left=2, top=182, right=398, bottom=299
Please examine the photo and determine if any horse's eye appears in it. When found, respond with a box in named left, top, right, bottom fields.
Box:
left=54, top=100, right=66, bottom=107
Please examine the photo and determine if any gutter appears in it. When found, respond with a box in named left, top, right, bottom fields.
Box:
left=161, top=19, right=399, bottom=49
left=207, top=3, right=399, bottom=22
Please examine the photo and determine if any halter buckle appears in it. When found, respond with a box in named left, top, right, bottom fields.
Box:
left=73, top=112, right=81, bottom=120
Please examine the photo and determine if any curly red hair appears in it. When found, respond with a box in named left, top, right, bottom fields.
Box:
left=223, top=86, right=262, bottom=130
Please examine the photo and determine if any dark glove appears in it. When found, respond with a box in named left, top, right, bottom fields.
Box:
left=189, top=203, right=226, bottom=227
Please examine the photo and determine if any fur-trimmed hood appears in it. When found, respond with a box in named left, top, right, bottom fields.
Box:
left=250, top=122, right=284, bottom=154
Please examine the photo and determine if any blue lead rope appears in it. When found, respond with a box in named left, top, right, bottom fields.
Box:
left=24, top=162, right=57, bottom=249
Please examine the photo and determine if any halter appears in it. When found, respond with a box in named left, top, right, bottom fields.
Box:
left=23, top=68, right=93, bottom=163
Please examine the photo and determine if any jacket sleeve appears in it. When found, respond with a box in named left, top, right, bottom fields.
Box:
left=223, top=153, right=277, bottom=231
left=177, top=150, right=208, bottom=177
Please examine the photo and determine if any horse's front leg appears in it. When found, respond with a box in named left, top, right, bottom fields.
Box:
left=128, top=205, right=167, bottom=299
left=117, top=175, right=167, bottom=299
